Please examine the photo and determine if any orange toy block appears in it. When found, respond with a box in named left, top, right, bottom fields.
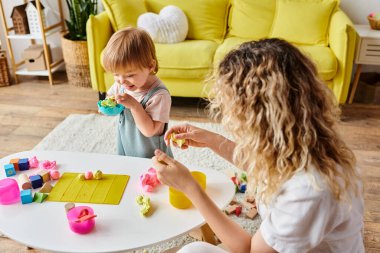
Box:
left=38, top=169, right=50, bottom=183
left=10, top=158, right=19, bottom=171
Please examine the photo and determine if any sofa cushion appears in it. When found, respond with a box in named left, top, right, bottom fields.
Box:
left=270, top=0, right=337, bottom=46
left=227, top=0, right=276, bottom=39
left=155, top=40, right=219, bottom=79
left=298, top=45, right=337, bottom=80
left=214, top=38, right=337, bottom=81
left=145, top=0, right=229, bottom=42
left=102, top=0, right=147, bottom=31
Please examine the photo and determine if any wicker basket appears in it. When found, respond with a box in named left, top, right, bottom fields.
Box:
left=368, top=16, right=380, bottom=30
left=61, top=34, right=92, bottom=88
left=0, top=51, right=11, bottom=87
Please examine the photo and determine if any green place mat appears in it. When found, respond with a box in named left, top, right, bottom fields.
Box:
left=47, top=172, right=130, bottom=205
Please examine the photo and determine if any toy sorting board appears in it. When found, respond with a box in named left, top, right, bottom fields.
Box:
left=47, top=173, right=130, bottom=205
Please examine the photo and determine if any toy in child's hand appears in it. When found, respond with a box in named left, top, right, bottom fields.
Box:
left=170, top=132, right=186, bottom=147
left=97, top=96, right=125, bottom=116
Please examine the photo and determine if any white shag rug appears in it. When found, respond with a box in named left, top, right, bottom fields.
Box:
left=33, top=114, right=261, bottom=253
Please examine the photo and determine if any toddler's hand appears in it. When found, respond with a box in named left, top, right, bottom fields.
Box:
left=115, top=93, right=137, bottom=109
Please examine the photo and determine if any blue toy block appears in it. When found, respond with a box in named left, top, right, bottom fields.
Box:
left=20, top=189, right=33, bottom=204
left=239, top=184, right=247, bottom=193
left=18, top=158, right=30, bottom=171
left=29, top=175, right=43, bottom=189
left=4, top=164, right=16, bottom=177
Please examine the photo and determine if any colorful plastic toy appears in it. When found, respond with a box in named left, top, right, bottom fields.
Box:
left=38, top=169, right=50, bottom=183
left=4, top=164, right=16, bottom=177
left=97, top=97, right=125, bottom=116
left=18, top=174, right=32, bottom=190
left=170, top=132, right=186, bottom=147
left=67, top=206, right=97, bottom=234
left=18, top=158, right=30, bottom=171
left=50, top=170, right=60, bottom=180
left=29, top=175, right=43, bottom=189
left=0, top=178, right=20, bottom=205
left=9, top=158, right=19, bottom=171
left=33, top=192, right=49, bottom=203
left=39, top=160, right=56, bottom=170
left=29, top=156, right=39, bottom=168
left=20, top=189, right=33, bottom=204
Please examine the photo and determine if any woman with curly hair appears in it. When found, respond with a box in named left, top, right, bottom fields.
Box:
left=152, top=38, right=364, bottom=253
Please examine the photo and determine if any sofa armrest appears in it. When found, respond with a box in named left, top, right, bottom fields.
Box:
left=328, top=9, right=357, bottom=104
left=87, top=12, right=113, bottom=93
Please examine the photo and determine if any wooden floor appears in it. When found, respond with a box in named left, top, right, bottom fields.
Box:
left=0, top=75, right=379, bottom=252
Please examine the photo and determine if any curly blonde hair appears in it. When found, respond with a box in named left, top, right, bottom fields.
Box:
left=209, top=38, right=361, bottom=204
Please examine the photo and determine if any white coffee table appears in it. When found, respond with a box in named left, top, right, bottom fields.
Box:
left=0, top=151, right=235, bottom=253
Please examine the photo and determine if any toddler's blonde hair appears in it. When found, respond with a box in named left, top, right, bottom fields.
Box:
left=209, top=38, right=361, bottom=205
left=102, top=27, right=158, bottom=73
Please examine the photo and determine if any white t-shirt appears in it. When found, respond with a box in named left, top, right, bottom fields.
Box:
left=258, top=165, right=364, bottom=253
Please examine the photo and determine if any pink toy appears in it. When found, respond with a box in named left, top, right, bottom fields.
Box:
left=50, top=170, right=60, bottom=180
left=67, top=206, right=96, bottom=234
left=28, top=156, right=39, bottom=168
left=0, top=178, right=20, bottom=205
left=85, top=171, right=93, bottom=180
left=140, top=167, right=160, bottom=192
left=39, top=160, right=57, bottom=170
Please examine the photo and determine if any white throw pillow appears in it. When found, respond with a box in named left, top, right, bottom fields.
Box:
left=137, top=5, right=188, bottom=44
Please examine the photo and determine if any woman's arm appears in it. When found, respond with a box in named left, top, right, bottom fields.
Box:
left=164, top=124, right=236, bottom=165
left=152, top=150, right=276, bottom=253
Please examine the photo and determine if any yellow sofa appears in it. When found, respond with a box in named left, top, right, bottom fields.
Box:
left=87, top=0, right=356, bottom=103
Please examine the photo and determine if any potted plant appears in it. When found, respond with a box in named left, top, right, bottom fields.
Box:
left=61, top=0, right=97, bottom=87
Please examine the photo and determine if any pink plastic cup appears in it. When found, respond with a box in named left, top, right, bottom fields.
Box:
left=67, top=206, right=96, bottom=234
left=0, top=178, right=20, bottom=205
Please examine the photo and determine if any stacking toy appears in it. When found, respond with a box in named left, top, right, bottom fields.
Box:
left=67, top=206, right=97, bottom=234
left=0, top=178, right=20, bottom=205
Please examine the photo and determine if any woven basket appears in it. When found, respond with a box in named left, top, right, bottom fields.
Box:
left=0, top=51, right=11, bottom=87
left=61, top=34, right=92, bottom=88
left=368, top=16, right=380, bottom=30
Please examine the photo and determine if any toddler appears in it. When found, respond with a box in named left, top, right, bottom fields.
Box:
left=102, top=27, right=172, bottom=158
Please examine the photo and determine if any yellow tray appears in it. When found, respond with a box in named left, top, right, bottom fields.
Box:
left=47, top=172, right=130, bottom=205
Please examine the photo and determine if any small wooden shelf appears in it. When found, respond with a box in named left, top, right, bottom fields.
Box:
left=16, top=60, right=64, bottom=76
left=0, top=0, right=65, bottom=85
left=7, top=25, right=61, bottom=40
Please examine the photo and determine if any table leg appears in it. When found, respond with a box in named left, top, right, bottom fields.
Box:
left=348, top=64, right=362, bottom=104
left=200, top=223, right=218, bottom=245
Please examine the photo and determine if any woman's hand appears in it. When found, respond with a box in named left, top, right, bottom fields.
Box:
left=115, top=93, right=138, bottom=109
left=164, top=124, right=216, bottom=149
left=152, top=149, right=198, bottom=195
